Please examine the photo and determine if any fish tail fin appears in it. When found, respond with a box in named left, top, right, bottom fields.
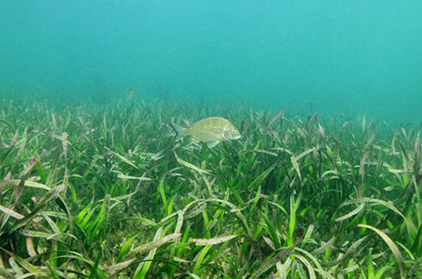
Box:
left=170, top=122, right=185, bottom=142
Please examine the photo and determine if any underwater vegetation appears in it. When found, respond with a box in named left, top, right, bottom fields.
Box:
left=0, top=97, right=422, bottom=279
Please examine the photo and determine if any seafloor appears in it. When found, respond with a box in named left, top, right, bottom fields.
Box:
left=0, top=97, right=421, bottom=278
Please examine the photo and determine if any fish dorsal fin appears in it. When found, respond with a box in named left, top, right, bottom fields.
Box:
left=183, top=119, right=191, bottom=126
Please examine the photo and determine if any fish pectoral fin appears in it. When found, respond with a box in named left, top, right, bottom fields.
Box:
left=207, top=141, right=220, bottom=148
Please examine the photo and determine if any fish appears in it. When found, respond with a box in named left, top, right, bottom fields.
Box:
left=170, top=117, right=241, bottom=148
left=126, top=89, right=134, bottom=101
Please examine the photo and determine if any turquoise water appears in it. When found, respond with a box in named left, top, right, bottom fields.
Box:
left=1, top=1, right=422, bottom=122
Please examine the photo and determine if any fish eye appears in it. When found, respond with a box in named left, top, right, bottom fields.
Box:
left=231, top=129, right=236, bottom=134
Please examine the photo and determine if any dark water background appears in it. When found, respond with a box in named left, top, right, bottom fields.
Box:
left=1, top=1, right=421, bottom=123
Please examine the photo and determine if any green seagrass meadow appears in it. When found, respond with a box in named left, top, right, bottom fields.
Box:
left=1, top=98, right=421, bottom=278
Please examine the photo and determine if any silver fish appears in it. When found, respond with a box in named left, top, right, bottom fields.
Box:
left=170, top=117, right=241, bottom=147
